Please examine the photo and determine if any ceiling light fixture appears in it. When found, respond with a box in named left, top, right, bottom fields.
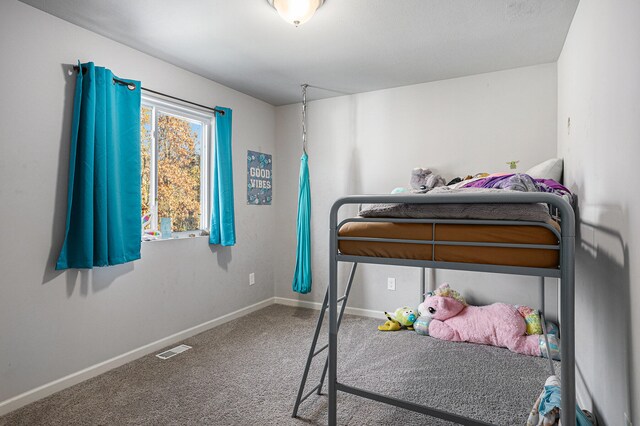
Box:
left=267, top=0, right=325, bottom=27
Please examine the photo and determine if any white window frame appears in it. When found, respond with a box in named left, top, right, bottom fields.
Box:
left=141, top=95, right=214, bottom=235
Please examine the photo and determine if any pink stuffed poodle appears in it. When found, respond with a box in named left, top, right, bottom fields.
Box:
left=419, top=284, right=554, bottom=358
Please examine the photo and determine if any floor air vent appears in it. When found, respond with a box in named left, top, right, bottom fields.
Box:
left=156, top=344, right=192, bottom=360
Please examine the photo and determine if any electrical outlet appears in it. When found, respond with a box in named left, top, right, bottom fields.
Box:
left=387, top=277, right=396, bottom=291
left=249, top=273, right=255, bottom=286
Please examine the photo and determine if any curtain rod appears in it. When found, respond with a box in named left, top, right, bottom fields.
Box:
left=72, top=65, right=225, bottom=116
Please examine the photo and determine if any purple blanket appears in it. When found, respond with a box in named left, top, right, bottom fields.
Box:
left=463, top=174, right=571, bottom=198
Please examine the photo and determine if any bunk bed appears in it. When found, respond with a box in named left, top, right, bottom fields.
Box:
left=294, top=191, right=575, bottom=425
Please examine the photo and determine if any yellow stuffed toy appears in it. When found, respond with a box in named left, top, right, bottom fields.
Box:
left=378, top=306, right=418, bottom=331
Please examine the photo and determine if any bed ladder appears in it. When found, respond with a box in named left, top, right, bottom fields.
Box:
left=292, top=263, right=358, bottom=418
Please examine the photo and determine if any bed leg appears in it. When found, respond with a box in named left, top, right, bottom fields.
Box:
left=429, top=268, right=437, bottom=292
left=560, top=235, right=576, bottom=426
left=539, top=276, right=545, bottom=315
left=420, top=268, right=426, bottom=304
left=328, top=226, right=338, bottom=425
left=420, top=268, right=436, bottom=303
left=539, top=276, right=556, bottom=377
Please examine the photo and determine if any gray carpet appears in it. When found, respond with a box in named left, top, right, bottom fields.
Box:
left=0, top=305, right=559, bottom=425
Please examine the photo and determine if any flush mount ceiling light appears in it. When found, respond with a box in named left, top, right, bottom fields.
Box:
left=267, top=0, right=325, bottom=26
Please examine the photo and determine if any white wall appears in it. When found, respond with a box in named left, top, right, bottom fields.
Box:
left=0, top=0, right=275, bottom=410
left=557, top=0, right=640, bottom=424
left=274, top=64, right=559, bottom=318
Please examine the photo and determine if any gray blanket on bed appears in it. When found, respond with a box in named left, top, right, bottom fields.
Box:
left=358, top=187, right=552, bottom=222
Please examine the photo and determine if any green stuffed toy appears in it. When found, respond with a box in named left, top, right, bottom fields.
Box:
left=378, top=306, right=418, bottom=331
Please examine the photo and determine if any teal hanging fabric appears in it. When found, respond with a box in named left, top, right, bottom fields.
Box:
left=210, top=106, right=236, bottom=246
left=292, top=153, right=312, bottom=293
left=56, top=62, right=141, bottom=269
left=292, top=85, right=312, bottom=294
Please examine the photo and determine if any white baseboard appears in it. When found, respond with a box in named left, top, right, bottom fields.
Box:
left=274, top=296, right=383, bottom=319
left=0, top=297, right=276, bottom=417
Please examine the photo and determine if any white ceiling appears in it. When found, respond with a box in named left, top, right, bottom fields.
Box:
left=20, top=0, right=578, bottom=106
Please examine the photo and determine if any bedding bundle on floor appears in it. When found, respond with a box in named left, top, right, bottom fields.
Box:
left=526, top=375, right=596, bottom=426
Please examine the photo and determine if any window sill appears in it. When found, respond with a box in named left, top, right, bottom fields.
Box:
left=142, top=231, right=209, bottom=243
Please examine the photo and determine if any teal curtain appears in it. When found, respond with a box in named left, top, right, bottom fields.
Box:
left=210, top=107, right=236, bottom=246
left=292, top=153, right=312, bottom=294
left=56, top=62, right=141, bottom=270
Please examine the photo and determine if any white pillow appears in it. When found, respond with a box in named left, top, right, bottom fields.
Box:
left=525, top=158, right=563, bottom=182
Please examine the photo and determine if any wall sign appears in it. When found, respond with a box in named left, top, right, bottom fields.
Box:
left=247, top=150, right=272, bottom=205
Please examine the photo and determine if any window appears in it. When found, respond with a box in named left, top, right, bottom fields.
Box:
left=141, top=96, right=213, bottom=238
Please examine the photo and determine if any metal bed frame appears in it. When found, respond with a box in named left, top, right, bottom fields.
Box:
left=293, top=192, right=575, bottom=425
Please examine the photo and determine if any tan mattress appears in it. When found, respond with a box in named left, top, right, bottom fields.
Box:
left=338, top=221, right=560, bottom=268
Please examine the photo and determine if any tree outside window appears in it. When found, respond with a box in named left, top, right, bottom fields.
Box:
left=141, top=99, right=211, bottom=236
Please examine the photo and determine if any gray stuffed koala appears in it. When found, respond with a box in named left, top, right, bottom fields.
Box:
left=409, top=168, right=446, bottom=193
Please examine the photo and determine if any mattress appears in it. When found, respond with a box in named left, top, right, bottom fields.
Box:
left=338, top=221, right=560, bottom=268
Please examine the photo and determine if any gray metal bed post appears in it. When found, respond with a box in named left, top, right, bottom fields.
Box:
left=328, top=202, right=340, bottom=426
left=539, top=277, right=545, bottom=318
left=558, top=199, right=576, bottom=426
left=429, top=268, right=436, bottom=292
left=539, top=277, right=556, bottom=376
left=421, top=268, right=436, bottom=304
